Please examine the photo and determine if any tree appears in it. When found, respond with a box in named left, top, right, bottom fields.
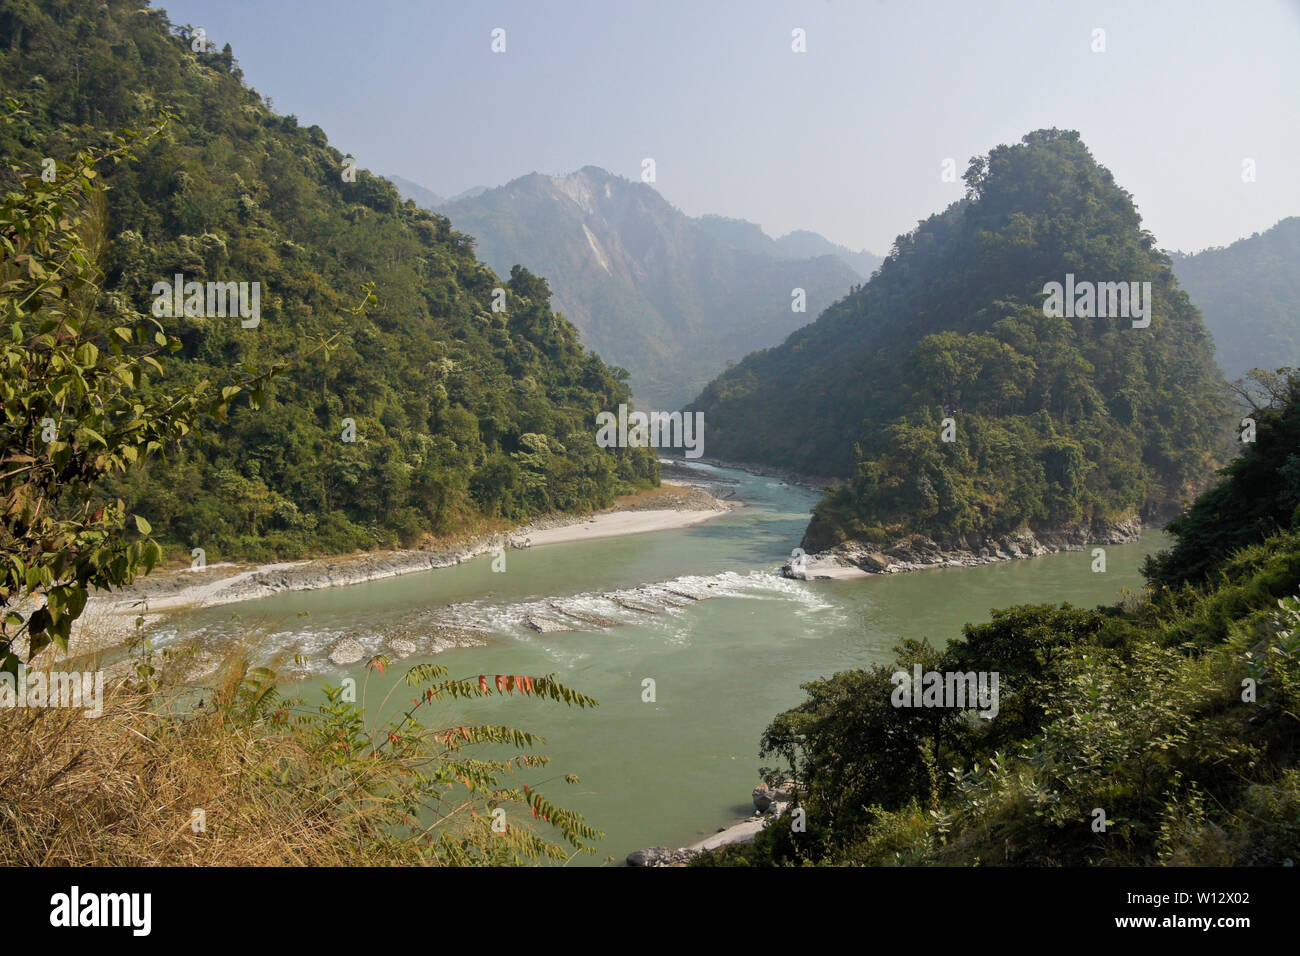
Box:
left=0, top=108, right=321, bottom=669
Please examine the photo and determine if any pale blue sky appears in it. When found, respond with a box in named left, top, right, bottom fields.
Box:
left=158, top=0, right=1300, bottom=255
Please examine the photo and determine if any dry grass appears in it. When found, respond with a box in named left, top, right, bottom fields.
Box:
left=0, top=661, right=363, bottom=865
left=0, top=648, right=600, bottom=866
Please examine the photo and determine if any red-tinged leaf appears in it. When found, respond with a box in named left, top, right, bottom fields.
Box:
left=495, top=674, right=507, bottom=692
left=505, top=675, right=516, bottom=693
left=478, top=675, right=488, bottom=693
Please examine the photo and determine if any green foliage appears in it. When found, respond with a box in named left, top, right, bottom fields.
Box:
left=758, top=639, right=958, bottom=849
left=743, top=566, right=1300, bottom=865
left=691, top=130, right=1228, bottom=547
left=256, top=659, right=604, bottom=864
left=0, top=107, right=297, bottom=669
left=127, top=650, right=606, bottom=865
left=1144, top=369, right=1300, bottom=588
left=0, top=0, right=657, bottom=565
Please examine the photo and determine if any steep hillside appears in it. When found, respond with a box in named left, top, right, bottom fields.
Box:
left=689, top=130, right=1228, bottom=548
left=435, top=168, right=860, bottom=408
left=0, top=0, right=657, bottom=561
left=1171, top=217, right=1300, bottom=382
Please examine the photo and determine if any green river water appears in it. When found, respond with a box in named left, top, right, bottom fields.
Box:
left=154, top=462, right=1166, bottom=864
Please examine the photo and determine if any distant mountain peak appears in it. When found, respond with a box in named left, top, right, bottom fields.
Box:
left=425, top=168, right=860, bottom=408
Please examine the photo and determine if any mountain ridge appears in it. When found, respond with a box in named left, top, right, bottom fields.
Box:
left=0, top=0, right=658, bottom=561
left=394, top=167, right=870, bottom=407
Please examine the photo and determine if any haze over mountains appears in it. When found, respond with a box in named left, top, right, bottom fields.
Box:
left=393, top=168, right=878, bottom=408
left=690, top=215, right=883, bottom=279
left=386, top=175, right=490, bottom=211
left=1170, top=217, right=1300, bottom=383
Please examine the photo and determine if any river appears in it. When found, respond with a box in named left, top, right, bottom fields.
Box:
left=151, top=462, right=1166, bottom=864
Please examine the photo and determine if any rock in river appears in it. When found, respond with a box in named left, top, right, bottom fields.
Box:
left=328, top=637, right=366, bottom=666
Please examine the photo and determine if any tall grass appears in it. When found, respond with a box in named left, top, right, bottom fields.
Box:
left=0, top=647, right=602, bottom=866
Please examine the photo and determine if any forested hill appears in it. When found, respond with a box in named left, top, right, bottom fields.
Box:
left=689, top=129, right=1229, bottom=549
left=0, top=0, right=658, bottom=561
left=1171, top=217, right=1300, bottom=382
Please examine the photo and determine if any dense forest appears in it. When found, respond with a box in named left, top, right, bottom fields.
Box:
left=689, top=131, right=1230, bottom=549
left=0, top=0, right=657, bottom=563
left=1171, top=217, right=1300, bottom=383
left=699, top=371, right=1300, bottom=867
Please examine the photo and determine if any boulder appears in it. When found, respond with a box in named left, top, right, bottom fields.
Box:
left=524, top=615, right=578, bottom=633
left=753, top=782, right=796, bottom=812
left=387, top=638, right=418, bottom=659
left=858, top=551, right=893, bottom=573
left=328, top=638, right=365, bottom=666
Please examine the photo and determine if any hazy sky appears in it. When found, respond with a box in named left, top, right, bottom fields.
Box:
left=158, top=0, right=1300, bottom=255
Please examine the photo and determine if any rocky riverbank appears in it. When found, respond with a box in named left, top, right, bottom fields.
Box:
left=60, top=482, right=737, bottom=661
left=626, top=782, right=797, bottom=867
left=783, top=519, right=1145, bottom=581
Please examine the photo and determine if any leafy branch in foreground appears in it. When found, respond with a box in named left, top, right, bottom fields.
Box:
left=228, top=657, right=603, bottom=864
left=0, top=112, right=367, bottom=670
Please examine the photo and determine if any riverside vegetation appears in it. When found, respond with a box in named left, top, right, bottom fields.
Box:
left=2, top=0, right=1296, bottom=869
left=0, top=116, right=603, bottom=863
left=696, top=370, right=1300, bottom=866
